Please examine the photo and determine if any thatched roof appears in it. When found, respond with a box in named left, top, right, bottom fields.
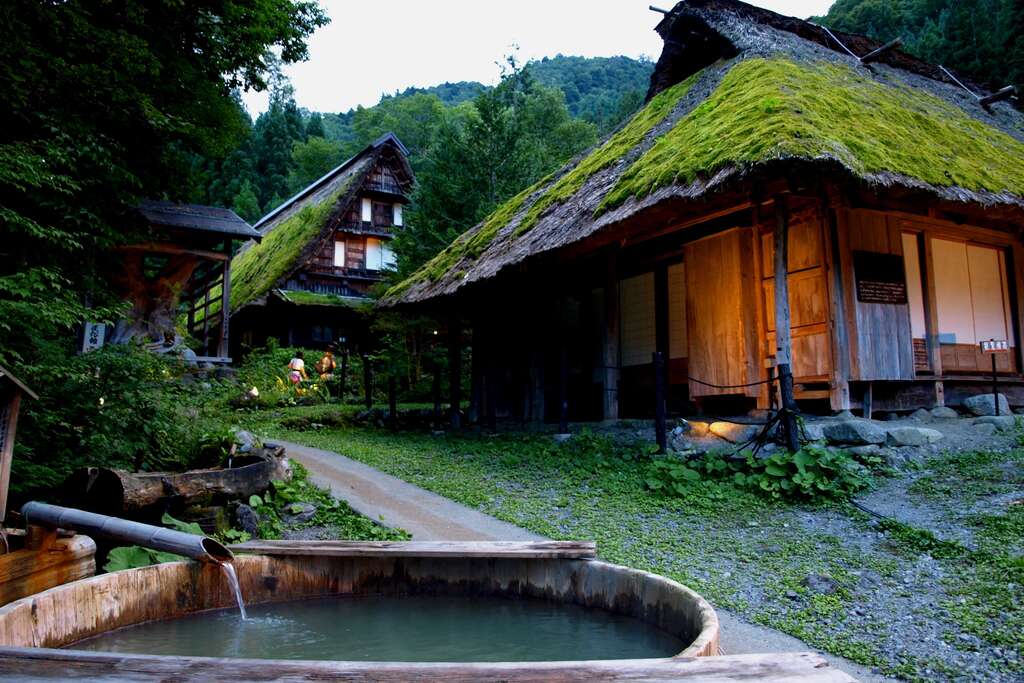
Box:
left=230, top=134, right=411, bottom=313
left=382, top=0, right=1024, bottom=307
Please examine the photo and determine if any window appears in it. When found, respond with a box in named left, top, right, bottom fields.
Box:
left=931, top=237, right=1014, bottom=371
left=372, top=201, right=393, bottom=226
left=361, top=197, right=372, bottom=223
left=382, top=242, right=396, bottom=269
left=333, top=240, right=346, bottom=267
left=365, top=237, right=383, bottom=270
left=620, top=273, right=655, bottom=367
left=393, top=203, right=403, bottom=227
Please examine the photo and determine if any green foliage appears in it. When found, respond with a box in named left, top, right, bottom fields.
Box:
left=248, top=463, right=409, bottom=541
left=193, top=428, right=243, bottom=469
left=12, top=345, right=226, bottom=496
left=817, top=0, right=1023, bottom=95
left=103, top=545, right=184, bottom=573
left=287, top=136, right=345, bottom=194
left=646, top=445, right=871, bottom=501
left=604, top=58, right=1024, bottom=211
left=0, top=0, right=327, bottom=368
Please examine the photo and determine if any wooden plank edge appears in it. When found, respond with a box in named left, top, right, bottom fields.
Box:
left=228, top=540, right=598, bottom=559
left=0, top=648, right=858, bottom=682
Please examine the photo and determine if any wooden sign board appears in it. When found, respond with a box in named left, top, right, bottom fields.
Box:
left=853, top=251, right=908, bottom=304
left=980, top=339, right=1009, bottom=353
left=81, top=322, right=106, bottom=353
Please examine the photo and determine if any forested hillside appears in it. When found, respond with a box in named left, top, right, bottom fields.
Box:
left=191, top=54, right=653, bottom=275
left=817, top=0, right=1023, bottom=94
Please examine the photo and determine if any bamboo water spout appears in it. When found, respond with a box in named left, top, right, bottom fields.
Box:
left=20, top=502, right=233, bottom=565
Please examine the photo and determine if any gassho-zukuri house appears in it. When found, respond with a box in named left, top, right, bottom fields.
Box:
left=225, top=133, right=412, bottom=357
left=381, top=0, right=1024, bottom=423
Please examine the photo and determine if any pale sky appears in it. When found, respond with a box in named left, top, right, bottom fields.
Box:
left=243, top=1, right=835, bottom=115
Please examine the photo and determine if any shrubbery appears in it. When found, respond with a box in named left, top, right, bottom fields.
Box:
left=12, top=345, right=228, bottom=498
left=646, top=445, right=872, bottom=501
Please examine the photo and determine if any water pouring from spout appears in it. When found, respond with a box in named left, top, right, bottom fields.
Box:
left=220, top=561, right=247, bottom=620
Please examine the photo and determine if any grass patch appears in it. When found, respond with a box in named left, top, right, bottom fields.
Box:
left=602, top=58, right=1024, bottom=211
left=279, top=289, right=363, bottom=307
left=908, top=448, right=1024, bottom=503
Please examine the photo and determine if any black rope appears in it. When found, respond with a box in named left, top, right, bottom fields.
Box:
left=686, top=375, right=774, bottom=389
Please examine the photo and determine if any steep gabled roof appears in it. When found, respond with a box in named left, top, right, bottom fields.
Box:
left=229, top=134, right=411, bottom=313
left=382, top=0, right=1024, bottom=306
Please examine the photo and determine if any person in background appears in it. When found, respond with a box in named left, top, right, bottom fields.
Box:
left=316, top=344, right=337, bottom=379
left=287, top=350, right=307, bottom=385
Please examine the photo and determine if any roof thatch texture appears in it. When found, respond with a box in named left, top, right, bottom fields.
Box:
left=229, top=135, right=411, bottom=313
left=382, top=0, right=1024, bottom=307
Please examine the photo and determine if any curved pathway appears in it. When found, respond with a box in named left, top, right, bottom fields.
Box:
left=277, top=439, right=891, bottom=683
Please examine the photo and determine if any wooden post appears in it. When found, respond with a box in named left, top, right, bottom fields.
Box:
left=485, top=363, right=497, bottom=433
left=558, top=344, right=569, bottom=434
left=468, top=321, right=482, bottom=424
left=218, top=256, right=231, bottom=358
left=0, top=389, right=22, bottom=524
left=862, top=382, right=873, bottom=420
left=448, top=316, right=462, bottom=429
left=362, top=352, right=373, bottom=410
left=654, top=351, right=667, bottom=453
left=388, top=375, right=398, bottom=431
left=339, top=348, right=349, bottom=403
left=603, top=251, right=620, bottom=420
left=432, top=361, right=442, bottom=429
left=774, top=198, right=800, bottom=453
left=823, top=197, right=851, bottom=411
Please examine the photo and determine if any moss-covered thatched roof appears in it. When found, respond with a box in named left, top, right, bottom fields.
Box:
left=230, top=134, right=412, bottom=313
left=382, top=0, right=1024, bottom=307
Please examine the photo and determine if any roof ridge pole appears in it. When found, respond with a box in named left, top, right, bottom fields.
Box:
left=811, top=23, right=859, bottom=59
left=938, top=65, right=980, bottom=99
left=858, top=37, right=902, bottom=64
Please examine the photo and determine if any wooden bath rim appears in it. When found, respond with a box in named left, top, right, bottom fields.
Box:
left=0, top=550, right=720, bottom=665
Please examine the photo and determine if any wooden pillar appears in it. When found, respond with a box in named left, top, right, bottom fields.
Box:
left=823, top=197, right=851, bottom=411
left=862, top=382, right=874, bottom=420
left=362, top=352, right=373, bottom=410
left=432, top=361, right=442, bottom=429
left=558, top=343, right=569, bottom=434
left=387, top=375, right=397, bottom=431
left=529, top=345, right=545, bottom=423
left=468, top=320, right=483, bottom=424
left=339, top=348, right=349, bottom=403
left=774, top=197, right=800, bottom=452
left=923, top=235, right=945, bottom=405
left=654, top=263, right=670, bottom=393
left=653, top=351, right=667, bottom=453
left=218, top=257, right=231, bottom=358
left=202, top=287, right=211, bottom=354
left=448, top=315, right=462, bottom=429
left=603, top=252, right=620, bottom=421
left=0, top=390, right=22, bottom=524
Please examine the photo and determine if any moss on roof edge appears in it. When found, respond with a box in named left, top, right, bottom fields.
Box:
left=601, top=57, right=1024, bottom=212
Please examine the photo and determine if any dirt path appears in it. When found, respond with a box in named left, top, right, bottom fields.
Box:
left=276, top=438, right=891, bottom=683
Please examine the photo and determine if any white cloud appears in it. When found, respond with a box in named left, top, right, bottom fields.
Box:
left=242, top=0, right=836, bottom=116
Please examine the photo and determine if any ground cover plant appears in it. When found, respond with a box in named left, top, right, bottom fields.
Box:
left=235, top=403, right=1024, bottom=682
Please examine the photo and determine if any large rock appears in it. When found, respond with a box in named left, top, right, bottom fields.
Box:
left=709, top=421, right=761, bottom=444
left=972, top=415, right=1017, bottom=432
left=822, top=420, right=886, bottom=445
left=688, top=420, right=711, bottom=437
left=282, top=502, right=317, bottom=525
left=235, top=503, right=260, bottom=535
left=885, top=426, right=944, bottom=447
left=801, top=422, right=826, bottom=442
left=930, top=406, right=959, bottom=420
left=802, top=573, right=839, bottom=595
left=973, top=422, right=998, bottom=437
left=964, top=393, right=1011, bottom=417
left=909, top=408, right=933, bottom=423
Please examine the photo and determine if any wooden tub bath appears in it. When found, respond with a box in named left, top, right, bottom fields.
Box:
left=0, top=541, right=852, bottom=681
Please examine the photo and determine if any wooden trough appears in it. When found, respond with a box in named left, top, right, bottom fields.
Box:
left=0, top=541, right=856, bottom=681
left=0, top=529, right=95, bottom=608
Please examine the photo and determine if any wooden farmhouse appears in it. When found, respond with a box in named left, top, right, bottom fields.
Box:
left=382, top=0, right=1024, bottom=423
left=228, top=133, right=413, bottom=357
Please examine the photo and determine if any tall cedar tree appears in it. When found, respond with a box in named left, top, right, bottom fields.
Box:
left=0, top=0, right=327, bottom=367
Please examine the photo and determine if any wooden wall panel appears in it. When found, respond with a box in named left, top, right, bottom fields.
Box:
left=760, top=214, right=830, bottom=383
left=842, top=210, right=916, bottom=381
left=668, top=263, right=687, bottom=359
left=620, top=273, right=655, bottom=367
left=685, top=228, right=761, bottom=397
